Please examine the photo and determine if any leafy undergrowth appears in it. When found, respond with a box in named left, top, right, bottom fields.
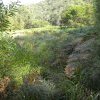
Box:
left=0, top=26, right=100, bottom=100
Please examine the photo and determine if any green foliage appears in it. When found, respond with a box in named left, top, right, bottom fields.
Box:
left=61, top=4, right=94, bottom=27
left=8, top=0, right=72, bottom=28
left=94, top=0, right=100, bottom=33
left=1, top=0, right=100, bottom=99
left=0, top=33, right=17, bottom=77
left=25, top=20, right=50, bottom=29
left=1, top=26, right=100, bottom=99
left=0, top=0, right=19, bottom=31
left=0, top=33, right=33, bottom=80
left=8, top=0, right=94, bottom=29
left=0, top=1, right=10, bottom=31
left=33, top=0, right=69, bottom=25
left=9, top=4, right=50, bottom=30
left=7, top=80, right=55, bottom=100
left=80, top=39, right=100, bottom=91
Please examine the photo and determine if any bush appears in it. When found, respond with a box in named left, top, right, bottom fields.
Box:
left=0, top=33, right=33, bottom=83
left=81, top=39, right=100, bottom=91
left=24, top=20, right=50, bottom=29
left=8, top=80, right=55, bottom=100
left=60, top=4, right=94, bottom=27
left=0, top=33, right=17, bottom=77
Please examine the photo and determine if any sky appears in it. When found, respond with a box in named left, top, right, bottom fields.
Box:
left=2, top=0, right=43, bottom=5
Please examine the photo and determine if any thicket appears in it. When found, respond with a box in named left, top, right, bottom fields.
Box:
left=8, top=0, right=94, bottom=30
left=60, top=4, right=94, bottom=27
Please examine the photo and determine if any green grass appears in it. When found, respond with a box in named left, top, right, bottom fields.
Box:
left=1, top=25, right=100, bottom=99
left=8, top=25, right=76, bottom=36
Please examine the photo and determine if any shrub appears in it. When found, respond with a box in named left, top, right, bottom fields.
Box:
left=60, top=4, right=94, bottom=27
left=0, top=33, right=17, bottom=77
left=8, top=80, right=55, bottom=100
left=24, top=20, right=50, bottom=29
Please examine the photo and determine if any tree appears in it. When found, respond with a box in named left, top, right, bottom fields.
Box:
left=0, top=0, right=19, bottom=31
left=95, top=0, right=100, bottom=32
left=60, top=3, right=94, bottom=27
left=0, top=1, right=9, bottom=31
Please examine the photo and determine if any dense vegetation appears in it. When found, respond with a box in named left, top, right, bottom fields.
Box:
left=0, top=0, right=100, bottom=100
